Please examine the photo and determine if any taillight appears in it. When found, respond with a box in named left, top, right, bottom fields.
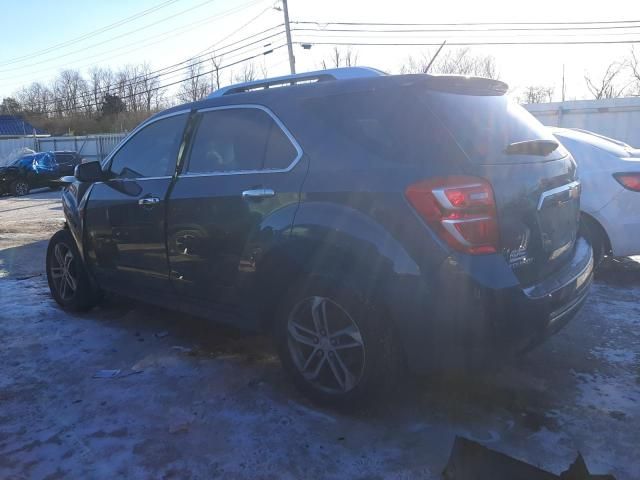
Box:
left=405, top=176, right=499, bottom=255
left=613, top=172, right=640, bottom=192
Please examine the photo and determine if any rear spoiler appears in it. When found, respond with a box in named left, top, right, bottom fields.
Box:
left=413, top=74, right=509, bottom=96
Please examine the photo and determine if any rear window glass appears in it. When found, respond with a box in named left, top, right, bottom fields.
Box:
left=426, top=92, right=559, bottom=163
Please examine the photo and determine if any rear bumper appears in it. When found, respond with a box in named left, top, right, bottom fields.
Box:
left=397, top=237, right=593, bottom=373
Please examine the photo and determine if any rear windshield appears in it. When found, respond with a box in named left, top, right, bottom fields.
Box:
left=303, top=86, right=559, bottom=165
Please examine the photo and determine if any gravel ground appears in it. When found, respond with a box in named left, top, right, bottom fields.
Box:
left=0, top=190, right=638, bottom=479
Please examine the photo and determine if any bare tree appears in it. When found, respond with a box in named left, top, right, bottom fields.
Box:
left=321, top=47, right=359, bottom=69
left=177, top=60, right=210, bottom=103
left=628, top=46, right=640, bottom=96
left=519, top=85, right=555, bottom=104
left=87, top=67, right=114, bottom=111
left=401, top=48, right=499, bottom=79
left=234, top=62, right=257, bottom=83
left=584, top=62, right=627, bottom=99
left=211, top=53, right=224, bottom=91
left=16, top=82, right=53, bottom=115
left=53, top=69, right=89, bottom=116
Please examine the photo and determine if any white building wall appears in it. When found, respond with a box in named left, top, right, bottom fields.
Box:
left=525, top=97, right=640, bottom=148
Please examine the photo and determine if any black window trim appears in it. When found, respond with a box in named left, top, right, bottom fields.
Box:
left=100, top=109, right=190, bottom=181
left=180, top=104, right=303, bottom=177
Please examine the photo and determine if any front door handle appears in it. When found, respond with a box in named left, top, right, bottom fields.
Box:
left=242, top=188, right=275, bottom=200
left=138, top=196, right=160, bottom=206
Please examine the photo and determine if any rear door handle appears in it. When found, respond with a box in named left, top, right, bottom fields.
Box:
left=242, top=188, right=275, bottom=199
left=138, top=196, right=160, bottom=206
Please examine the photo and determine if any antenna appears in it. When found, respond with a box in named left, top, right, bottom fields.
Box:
left=424, top=40, right=447, bottom=73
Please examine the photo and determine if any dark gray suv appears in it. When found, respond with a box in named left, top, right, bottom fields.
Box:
left=46, top=68, right=593, bottom=408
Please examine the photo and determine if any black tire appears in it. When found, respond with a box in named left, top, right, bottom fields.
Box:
left=581, top=214, right=609, bottom=268
left=274, top=276, right=399, bottom=410
left=46, top=229, right=101, bottom=312
left=10, top=179, right=30, bottom=196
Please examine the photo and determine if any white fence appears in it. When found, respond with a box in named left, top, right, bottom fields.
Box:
left=525, top=97, right=640, bottom=148
left=0, top=133, right=126, bottom=165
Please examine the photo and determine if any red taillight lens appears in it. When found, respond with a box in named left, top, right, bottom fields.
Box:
left=613, top=172, right=640, bottom=192
left=405, top=176, right=499, bottom=255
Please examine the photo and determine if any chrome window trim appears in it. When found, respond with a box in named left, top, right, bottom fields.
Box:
left=180, top=104, right=303, bottom=177
left=92, top=175, right=173, bottom=186
left=100, top=109, right=191, bottom=172
left=537, top=180, right=581, bottom=211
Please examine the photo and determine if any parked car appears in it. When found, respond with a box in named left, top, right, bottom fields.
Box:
left=46, top=68, right=593, bottom=408
left=552, top=128, right=640, bottom=264
left=0, top=150, right=82, bottom=196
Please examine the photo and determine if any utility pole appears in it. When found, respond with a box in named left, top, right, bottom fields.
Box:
left=281, top=0, right=296, bottom=74
left=562, top=64, right=566, bottom=102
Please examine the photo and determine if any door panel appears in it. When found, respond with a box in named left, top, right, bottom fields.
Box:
left=167, top=168, right=306, bottom=307
left=166, top=105, right=306, bottom=311
left=84, top=178, right=173, bottom=291
left=83, top=111, right=189, bottom=294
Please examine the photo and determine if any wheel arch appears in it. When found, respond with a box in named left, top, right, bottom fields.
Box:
left=581, top=210, right=612, bottom=256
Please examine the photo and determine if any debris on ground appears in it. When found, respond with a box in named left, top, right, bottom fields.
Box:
left=92, top=369, right=121, bottom=379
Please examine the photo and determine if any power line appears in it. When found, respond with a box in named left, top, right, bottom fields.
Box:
left=291, top=28, right=640, bottom=40
left=0, top=0, right=221, bottom=74
left=20, top=28, right=286, bottom=111
left=0, top=0, right=181, bottom=67
left=192, top=5, right=276, bottom=57
left=0, top=0, right=271, bottom=83
left=42, top=45, right=287, bottom=116
left=293, top=19, right=640, bottom=27
left=291, top=24, right=640, bottom=33
left=294, top=39, right=640, bottom=46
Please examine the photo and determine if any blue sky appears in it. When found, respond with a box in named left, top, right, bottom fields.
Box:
left=2, top=0, right=640, bottom=101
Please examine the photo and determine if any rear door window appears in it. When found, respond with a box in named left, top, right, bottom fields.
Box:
left=186, top=107, right=298, bottom=173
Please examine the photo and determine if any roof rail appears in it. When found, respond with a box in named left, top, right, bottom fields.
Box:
left=206, top=66, right=386, bottom=98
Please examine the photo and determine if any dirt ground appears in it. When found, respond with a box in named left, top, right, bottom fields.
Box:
left=1, top=190, right=639, bottom=479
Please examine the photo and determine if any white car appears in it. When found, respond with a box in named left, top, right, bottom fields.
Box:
left=552, top=128, right=640, bottom=263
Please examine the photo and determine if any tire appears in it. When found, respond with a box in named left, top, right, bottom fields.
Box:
left=46, top=229, right=101, bottom=312
left=274, top=276, right=398, bottom=410
left=10, top=179, right=30, bottom=196
left=581, top=214, right=609, bottom=268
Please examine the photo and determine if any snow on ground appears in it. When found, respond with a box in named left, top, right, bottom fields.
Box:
left=0, top=191, right=639, bottom=479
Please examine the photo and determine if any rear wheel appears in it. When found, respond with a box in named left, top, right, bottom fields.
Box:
left=46, top=229, right=101, bottom=311
left=10, top=179, right=29, bottom=196
left=275, top=277, right=398, bottom=409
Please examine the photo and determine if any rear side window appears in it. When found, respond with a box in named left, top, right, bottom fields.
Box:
left=187, top=107, right=298, bottom=173
left=109, top=114, right=187, bottom=178
left=302, top=89, right=458, bottom=166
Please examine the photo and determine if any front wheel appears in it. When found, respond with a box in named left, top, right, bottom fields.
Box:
left=46, top=229, right=101, bottom=311
left=10, top=179, right=29, bottom=196
left=275, top=278, right=398, bottom=409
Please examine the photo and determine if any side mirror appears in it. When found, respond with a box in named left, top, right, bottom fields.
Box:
left=74, top=161, right=104, bottom=183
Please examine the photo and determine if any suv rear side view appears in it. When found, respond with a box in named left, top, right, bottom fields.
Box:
left=46, top=69, right=593, bottom=408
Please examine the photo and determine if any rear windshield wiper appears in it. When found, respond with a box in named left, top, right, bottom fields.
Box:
left=504, top=139, right=559, bottom=156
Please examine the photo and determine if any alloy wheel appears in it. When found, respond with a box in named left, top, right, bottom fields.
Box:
left=15, top=182, right=28, bottom=196
left=287, top=296, right=366, bottom=394
left=49, top=242, right=78, bottom=301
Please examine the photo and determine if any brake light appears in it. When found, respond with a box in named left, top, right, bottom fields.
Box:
left=405, top=176, right=499, bottom=255
left=613, top=172, right=640, bottom=192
